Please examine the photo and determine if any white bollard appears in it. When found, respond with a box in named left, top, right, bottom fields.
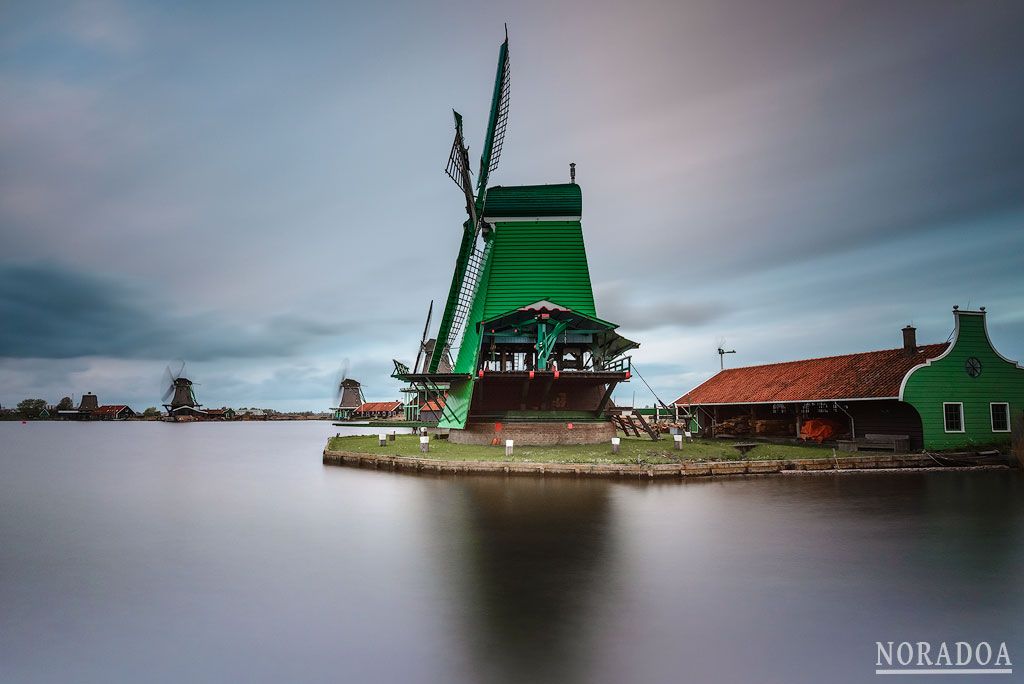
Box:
left=684, top=430, right=693, bottom=443
left=420, top=435, right=429, bottom=453
left=674, top=434, right=683, bottom=450
left=505, top=439, right=514, bottom=457
left=611, top=437, right=621, bottom=454
left=378, top=433, right=387, bottom=447
left=389, top=431, right=396, bottom=442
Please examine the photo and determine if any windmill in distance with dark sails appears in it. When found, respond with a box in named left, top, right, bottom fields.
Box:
left=162, top=362, right=205, bottom=420
left=331, top=359, right=365, bottom=421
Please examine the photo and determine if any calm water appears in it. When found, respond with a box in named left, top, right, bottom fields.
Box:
left=1, top=422, right=1022, bottom=684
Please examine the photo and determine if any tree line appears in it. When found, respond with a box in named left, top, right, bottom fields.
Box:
left=0, top=398, right=161, bottom=420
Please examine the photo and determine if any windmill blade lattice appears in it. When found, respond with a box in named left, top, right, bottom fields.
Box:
left=483, top=51, right=510, bottom=177
left=445, top=113, right=470, bottom=190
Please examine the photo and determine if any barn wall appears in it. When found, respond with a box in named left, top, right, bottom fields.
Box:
left=902, top=311, right=1024, bottom=450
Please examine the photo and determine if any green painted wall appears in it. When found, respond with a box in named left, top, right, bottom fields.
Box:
left=902, top=311, right=1024, bottom=450
left=482, top=220, right=596, bottom=319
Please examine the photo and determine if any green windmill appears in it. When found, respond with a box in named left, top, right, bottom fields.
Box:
left=394, top=29, right=641, bottom=444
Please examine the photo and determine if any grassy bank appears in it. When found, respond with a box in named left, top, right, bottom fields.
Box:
left=326, top=434, right=835, bottom=465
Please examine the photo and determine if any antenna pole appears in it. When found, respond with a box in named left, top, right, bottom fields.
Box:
left=717, top=347, right=736, bottom=370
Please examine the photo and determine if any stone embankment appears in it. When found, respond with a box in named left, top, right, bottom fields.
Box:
left=322, top=449, right=1011, bottom=480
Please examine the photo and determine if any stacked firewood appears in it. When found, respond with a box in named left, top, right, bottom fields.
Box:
left=715, top=415, right=752, bottom=435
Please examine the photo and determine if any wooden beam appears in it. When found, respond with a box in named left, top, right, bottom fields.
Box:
left=539, top=375, right=555, bottom=409
left=595, top=381, right=618, bottom=416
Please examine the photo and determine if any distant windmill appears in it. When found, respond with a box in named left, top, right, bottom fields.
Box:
left=716, top=337, right=736, bottom=370
left=413, top=300, right=452, bottom=374
left=162, top=361, right=202, bottom=416
left=332, top=359, right=365, bottom=419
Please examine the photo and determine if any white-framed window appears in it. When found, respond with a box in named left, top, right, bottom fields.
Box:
left=943, top=402, right=964, bottom=433
left=990, top=402, right=1010, bottom=433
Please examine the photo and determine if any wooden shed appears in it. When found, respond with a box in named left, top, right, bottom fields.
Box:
left=674, top=308, right=1023, bottom=451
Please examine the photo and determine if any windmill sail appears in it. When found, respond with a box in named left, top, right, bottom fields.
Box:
left=413, top=300, right=434, bottom=374
left=445, top=112, right=478, bottom=230
left=428, top=33, right=509, bottom=374
left=476, top=31, right=510, bottom=195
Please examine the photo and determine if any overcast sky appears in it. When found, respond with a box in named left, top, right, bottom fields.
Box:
left=2, top=0, right=1023, bottom=411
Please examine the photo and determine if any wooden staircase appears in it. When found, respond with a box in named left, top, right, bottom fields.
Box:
left=607, top=409, right=660, bottom=441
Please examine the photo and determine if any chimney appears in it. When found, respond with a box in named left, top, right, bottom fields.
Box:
left=902, top=325, right=917, bottom=355
left=569, top=162, right=576, bottom=184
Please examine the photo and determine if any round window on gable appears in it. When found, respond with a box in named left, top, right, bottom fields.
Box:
left=965, top=357, right=982, bottom=378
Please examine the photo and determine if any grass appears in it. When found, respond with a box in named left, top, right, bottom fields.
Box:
left=326, top=434, right=835, bottom=465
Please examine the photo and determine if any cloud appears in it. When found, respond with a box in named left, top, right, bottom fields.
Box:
left=61, top=0, right=142, bottom=53
left=0, top=263, right=347, bottom=361
left=596, top=284, right=727, bottom=332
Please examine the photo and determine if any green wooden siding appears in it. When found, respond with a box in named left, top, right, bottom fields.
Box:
left=482, top=220, right=596, bottom=319
left=902, top=311, right=1024, bottom=450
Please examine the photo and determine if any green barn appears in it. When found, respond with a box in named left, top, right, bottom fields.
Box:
left=675, top=307, right=1023, bottom=452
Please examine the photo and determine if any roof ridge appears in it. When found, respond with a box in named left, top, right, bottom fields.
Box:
left=713, top=342, right=948, bottom=373
left=673, top=342, right=951, bottom=405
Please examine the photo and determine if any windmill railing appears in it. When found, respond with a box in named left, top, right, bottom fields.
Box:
left=597, top=355, right=632, bottom=375
left=391, top=360, right=411, bottom=380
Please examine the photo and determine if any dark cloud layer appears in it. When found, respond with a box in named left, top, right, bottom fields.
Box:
left=0, top=263, right=345, bottom=360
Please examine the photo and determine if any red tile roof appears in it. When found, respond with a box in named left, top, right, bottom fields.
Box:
left=356, top=401, right=402, bottom=413
left=674, top=344, right=947, bottom=405
left=92, top=405, right=132, bottom=415
left=420, top=399, right=446, bottom=412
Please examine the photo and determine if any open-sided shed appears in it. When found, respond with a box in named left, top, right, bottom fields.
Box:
left=674, top=308, right=1023, bottom=451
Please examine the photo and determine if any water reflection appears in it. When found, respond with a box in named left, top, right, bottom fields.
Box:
left=445, top=477, right=614, bottom=684
left=1, top=424, right=1021, bottom=684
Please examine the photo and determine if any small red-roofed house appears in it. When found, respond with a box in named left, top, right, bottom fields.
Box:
left=91, top=405, right=136, bottom=420
left=353, top=401, right=404, bottom=419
